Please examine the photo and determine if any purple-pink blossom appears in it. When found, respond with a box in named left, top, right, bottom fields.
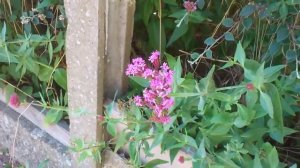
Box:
left=149, top=50, right=160, bottom=69
left=9, top=93, right=20, bottom=108
left=126, top=51, right=174, bottom=124
left=184, top=1, right=197, bottom=12
left=125, top=57, right=146, bottom=76
left=134, top=96, right=144, bottom=107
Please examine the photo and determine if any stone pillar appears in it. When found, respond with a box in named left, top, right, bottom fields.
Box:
left=64, top=0, right=105, bottom=167
left=104, top=0, right=136, bottom=98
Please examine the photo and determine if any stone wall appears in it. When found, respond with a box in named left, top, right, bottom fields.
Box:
left=0, top=101, right=72, bottom=167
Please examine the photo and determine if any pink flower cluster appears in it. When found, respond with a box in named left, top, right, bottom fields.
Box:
left=9, top=93, right=20, bottom=108
left=126, top=51, right=174, bottom=124
left=183, top=1, right=197, bottom=12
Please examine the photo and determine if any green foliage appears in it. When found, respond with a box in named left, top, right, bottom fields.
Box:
left=0, top=0, right=67, bottom=124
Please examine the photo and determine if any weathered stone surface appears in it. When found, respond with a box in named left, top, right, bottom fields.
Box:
left=0, top=101, right=71, bottom=168
left=64, top=0, right=106, bottom=167
left=103, top=150, right=132, bottom=168
left=105, top=0, right=136, bottom=98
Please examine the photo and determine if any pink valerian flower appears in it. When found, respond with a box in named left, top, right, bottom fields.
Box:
left=134, top=96, right=144, bottom=107
left=9, top=93, right=20, bottom=108
left=178, top=156, right=185, bottom=164
left=126, top=51, right=174, bottom=124
left=183, top=1, right=197, bottom=12
left=125, top=57, right=146, bottom=76
left=246, top=83, right=254, bottom=90
left=149, top=50, right=160, bottom=69
left=142, top=68, right=154, bottom=79
left=98, top=115, right=104, bottom=122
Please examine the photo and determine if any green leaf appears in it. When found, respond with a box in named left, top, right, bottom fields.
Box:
left=242, top=17, right=253, bottom=29
left=196, top=139, right=206, bottom=158
left=276, top=26, right=289, bottom=42
left=234, top=41, right=246, bottom=66
left=204, top=37, right=215, bottom=46
left=205, top=49, right=212, bottom=58
left=48, top=42, right=53, bottom=63
left=114, top=130, right=128, bottom=152
left=286, top=0, right=300, bottom=5
left=38, top=64, right=54, bottom=82
left=253, top=154, right=263, bottom=168
left=44, top=109, right=63, bottom=124
left=207, top=92, right=232, bottom=102
left=174, top=57, right=182, bottom=85
left=197, top=0, right=205, bottom=9
left=199, top=65, right=216, bottom=93
left=165, top=53, right=176, bottom=69
left=267, top=148, right=279, bottom=168
left=129, top=76, right=149, bottom=88
left=239, top=5, right=256, bottom=17
left=150, top=133, right=164, bottom=150
left=106, top=121, right=116, bottom=136
left=53, top=68, right=67, bottom=90
left=143, top=159, right=168, bottom=168
left=264, top=65, right=285, bottom=82
left=189, top=11, right=206, bottom=23
left=224, top=32, right=234, bottom=41
left=222, top=18, right=234, bottom=27
left=167, top=22, right=188, bottom=47
left=234, top=104, right=256, bottom=128
left=279, top=3, right=288, bottom=19
left=1, top=22, right=6, bottom=42
left=259, top=91, right=273, bottom=118
left=142, top=0, right=154, bottom=25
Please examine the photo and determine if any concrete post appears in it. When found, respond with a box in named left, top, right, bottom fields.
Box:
left=64, top=0, right=106, bottom=167
left=104, top=0, right=136, bottom=98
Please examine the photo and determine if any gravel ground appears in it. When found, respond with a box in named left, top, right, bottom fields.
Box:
left=0, top=147, right=22, bottom=168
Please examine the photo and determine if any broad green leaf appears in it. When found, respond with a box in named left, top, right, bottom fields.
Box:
left=245, top=90, right=258, bottom=108
left=207, top=92, right=232, bottom=102
left=267, top=148, right=279, bottom=168
left=222, top=18, right=234, bottom=27
left=165, top=52, right=176, bottom=69
left=259, top=91, right=273, bottom=118
left=106, top=121, right=116, bottom=136
left=196, top=139, right=206, bottom=158
left=279, top=3, right=288, bottom=19
left=239, top=5, right=256, bottom=17
left=199, top=65, right=216, bottom=93
left=189, top=11, right=206, bottom=23
left=167, top=22, right=188, bottom=47
left=264, top=65, right=285, bottom=82
left=174, top=57, right=182, bottom=85
left=129, top=76, right=149, bottom=88
left=234, top=104, right=256, bottom=128
left=53, top=68, right=67, bottom=90
left=150, top=133, right=164, bottom=150
left=276, top=26, right=289, bottom=42
left=38, top=65, right=54, bottom=82
left=253, top=154, right=263, bottom=168
left=234, top=41, right=246, bottom=66
left=114, top=130, right=127, bottom=152
left=143, top=159, right=168, bottom=168
left=44, top=109, right=63, bottom=124
left=142, top=0, right=153, bottom=25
